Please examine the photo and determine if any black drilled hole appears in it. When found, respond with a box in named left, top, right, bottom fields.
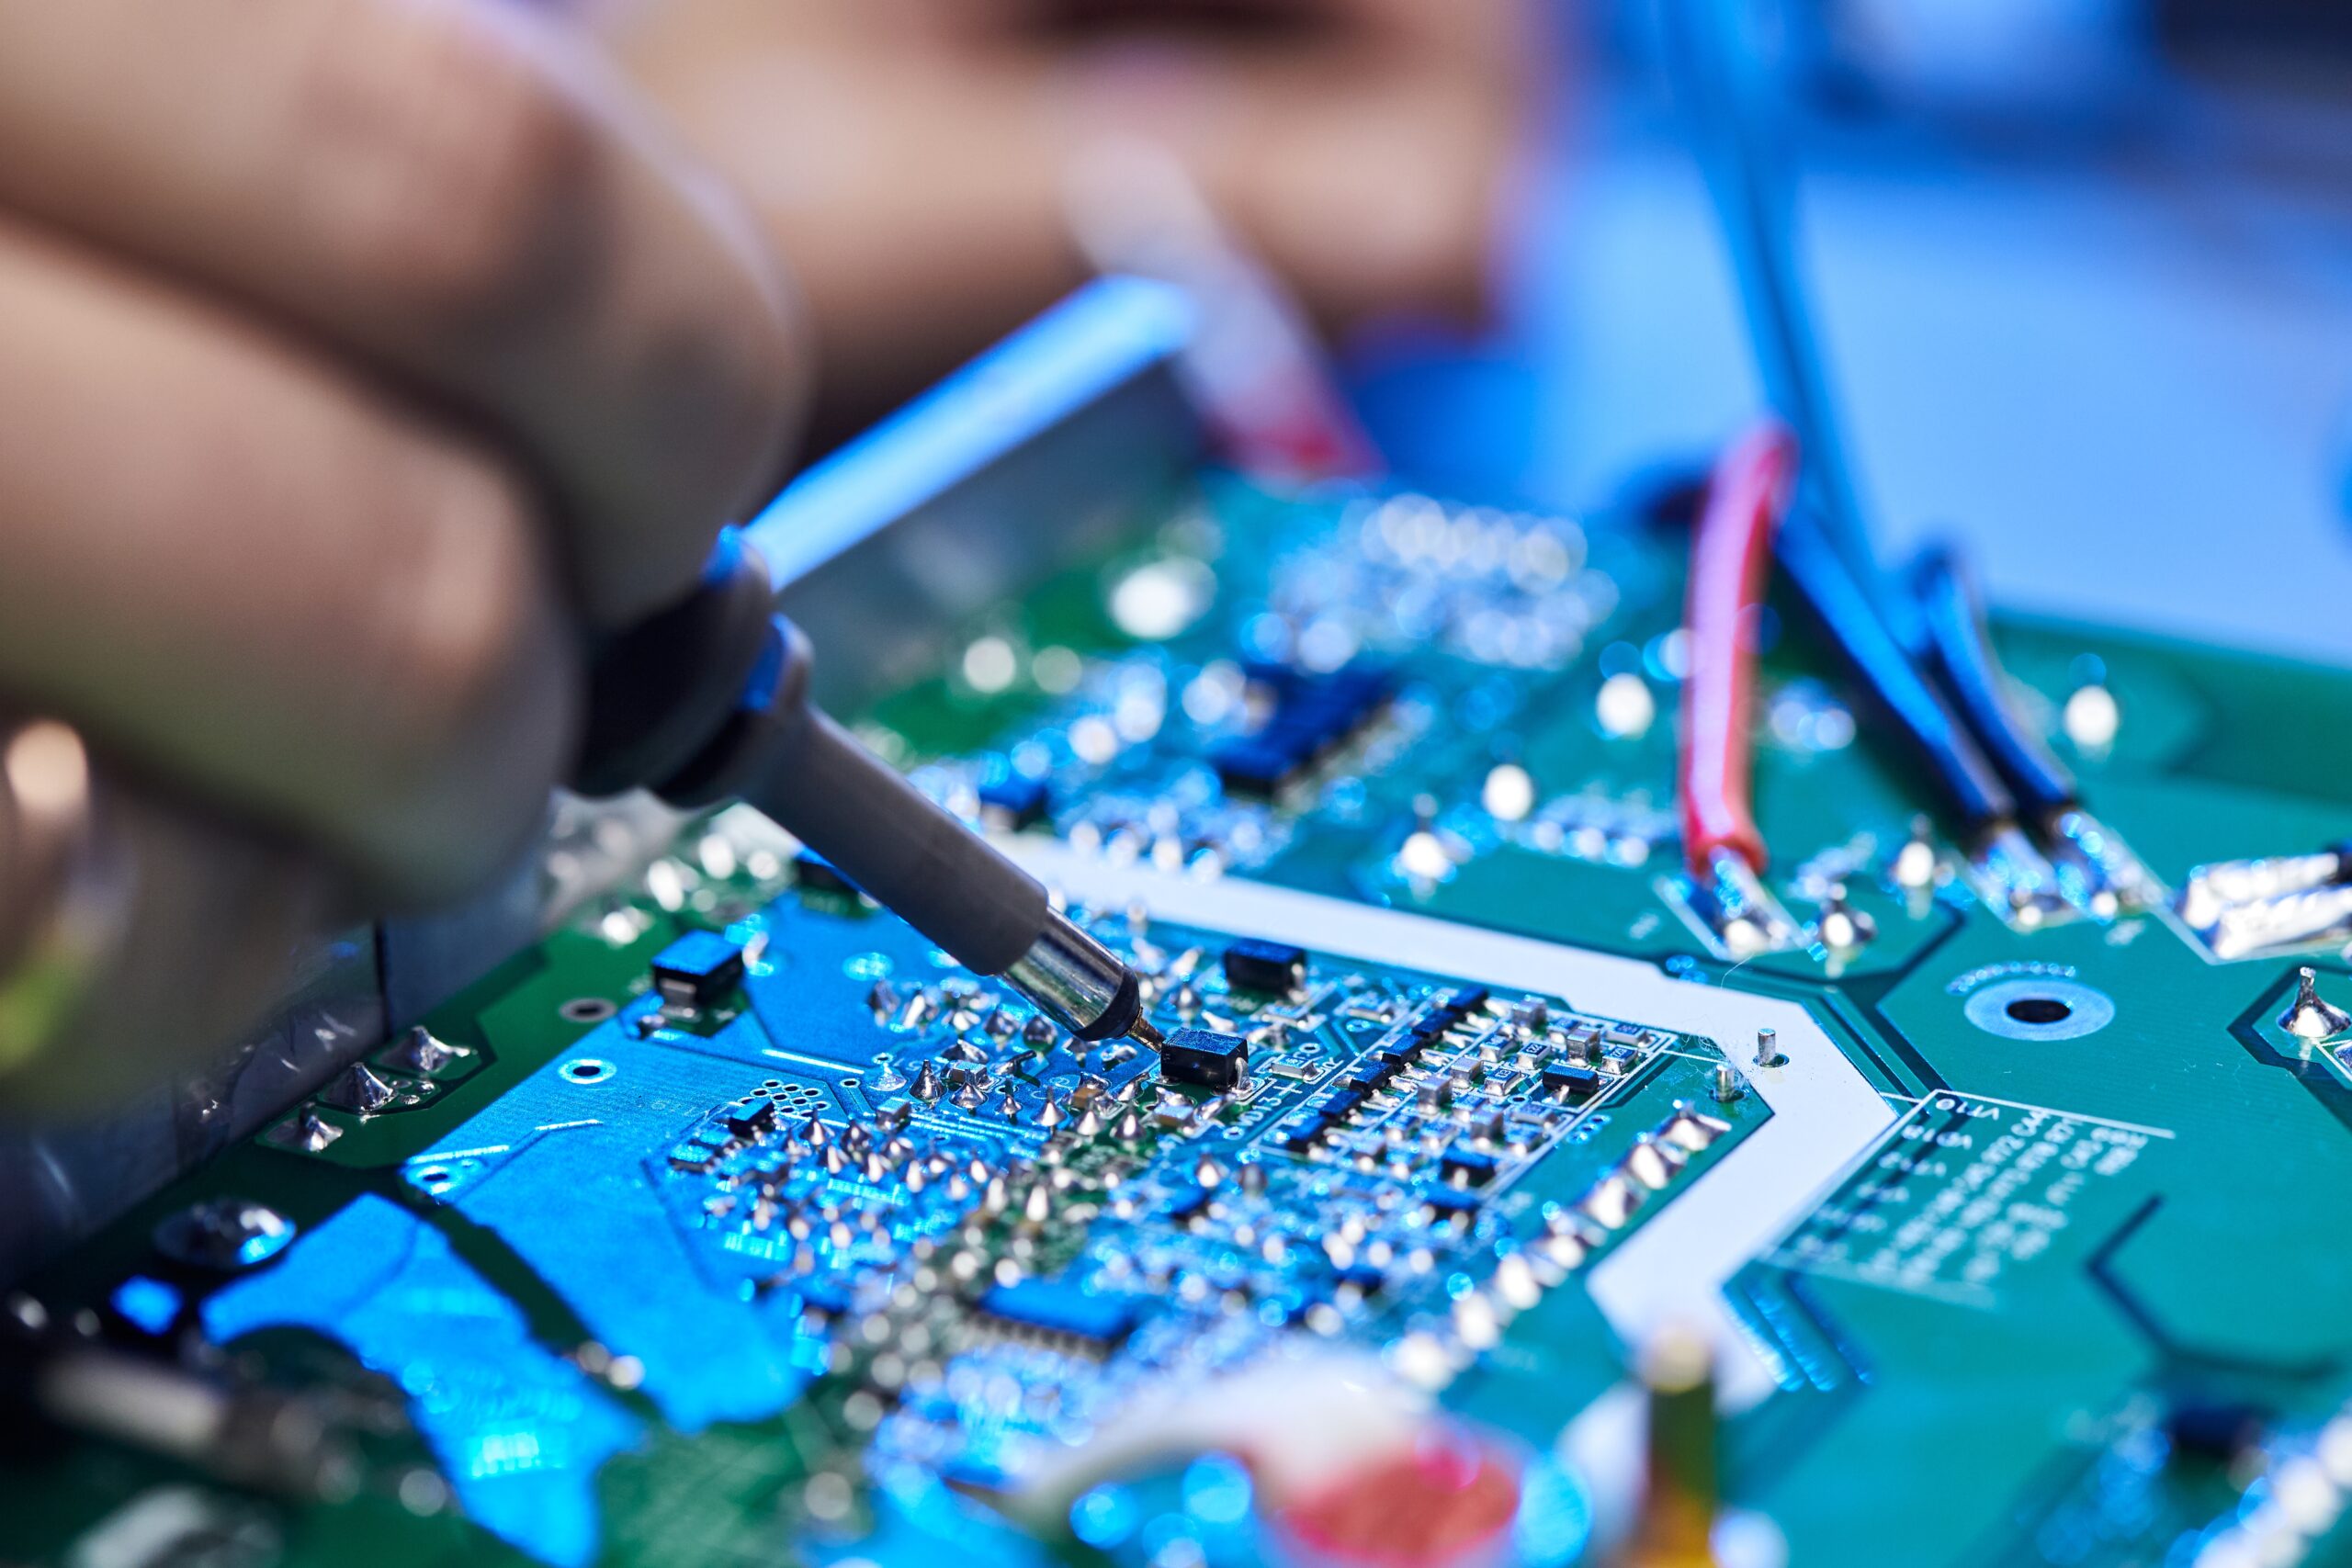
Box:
left=2005, top=997, right=2073, bottom=1026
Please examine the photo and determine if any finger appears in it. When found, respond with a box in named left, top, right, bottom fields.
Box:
left=0, top=217, right=575, bottom=903
left=613, top=0, right=1532, bottom=435
left=0, top=0, right=806, bottom=626
left=1056, top=21, right=1536, bottom=325
left=0, top=718, right=341, bottom=1119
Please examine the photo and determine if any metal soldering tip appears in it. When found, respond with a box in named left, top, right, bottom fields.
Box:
left=1126, top=1015, right=1166, bottom=1052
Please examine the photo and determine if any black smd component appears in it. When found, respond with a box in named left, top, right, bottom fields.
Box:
left=1160, top=1026, right=1248, bottom=1090
left=977, top=773, right=1051, bottom=831
left=720, top=1096, right=775, bottom=1137
left=2165, top=1399, right=2270, bottom=1463
left=1222, top=938, right=1307, bottom=998
left=1423, top=1188, right=1482, bottom=1223
left=1162, top=1185, right=1215, bottom=1225
left=1441, top=1145, right=1499, bottom=1187
left=1542, top=1063, right=1601, bottom=1100
left=650, top=931, right=745, bottom=1010
left=1434, top=987, right=1491, bottom=1023
left=1210, top=660, right=1395, bottom=798
left=1275, top=1115, right=1328, bottom=1154
left=1209, top=737, right=1295, bottom=800
left=975, top=1278, right=1139, bottom=1356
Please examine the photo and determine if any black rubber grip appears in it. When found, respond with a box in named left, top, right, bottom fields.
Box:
left=572, top=532, right=776, bottom=799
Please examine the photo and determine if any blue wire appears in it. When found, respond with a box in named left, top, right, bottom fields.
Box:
left=1778, top=513, right=2018, bottom=829
left=1910, top=546, right=2078, bottom=816
left=1659, top=0, right=1883, bottom=600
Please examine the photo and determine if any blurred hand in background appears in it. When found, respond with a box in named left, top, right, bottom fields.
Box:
left=605, top=0, right=1539, bottom=445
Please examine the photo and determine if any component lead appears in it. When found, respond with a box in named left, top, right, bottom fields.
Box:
left=1752, top=1027, right=1784, bottom=1068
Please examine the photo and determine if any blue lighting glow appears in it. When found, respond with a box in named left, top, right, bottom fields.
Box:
left=743, top=276, right=1193, bottom=592
left=1179, top=1454, right=1255, bottom=1527
left=202, top=1195, right=641, bottom=1568
left=1069, top=1483, right=1141, bottom=1548
left=109, top=1275, right=180, bottom=1336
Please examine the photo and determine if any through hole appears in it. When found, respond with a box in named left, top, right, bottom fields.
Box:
left=2005, top=997, right=2073, bottom=1026
left=560, top=997, right=616, bottom=1023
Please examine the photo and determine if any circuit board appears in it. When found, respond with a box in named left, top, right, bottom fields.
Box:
left=12, top=473, right=2352, bottom=1568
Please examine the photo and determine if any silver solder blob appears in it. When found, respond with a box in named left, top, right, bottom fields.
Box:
left=2280, top=966, right=2352, bottom=1041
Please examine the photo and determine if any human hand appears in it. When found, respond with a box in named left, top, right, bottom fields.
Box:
left=0, top=0, right=804, bottom=1111
left=605, top=0, right=1538, bottom=443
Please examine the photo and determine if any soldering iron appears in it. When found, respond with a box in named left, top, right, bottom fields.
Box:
left=572, top=528, right=1163, bottom=1053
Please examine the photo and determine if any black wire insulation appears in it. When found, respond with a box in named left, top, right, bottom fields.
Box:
left=1779, top=513, right=2018, bottom=831
left=1909, top=547, right=2079, bottom=818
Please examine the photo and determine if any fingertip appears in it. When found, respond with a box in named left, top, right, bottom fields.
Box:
left=0, top=765, right=340, bottom=1120
left=338, top=449, right=583, bottom=905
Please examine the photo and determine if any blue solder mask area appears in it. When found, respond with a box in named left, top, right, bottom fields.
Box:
left=201, top=1194, right=641, bottom=1568
left=398, top=890, right=1005, bottom=1438
left=401, top=1010, right=824, bottom=1434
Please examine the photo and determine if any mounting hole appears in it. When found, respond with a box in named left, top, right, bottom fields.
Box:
left=414, top=1166, right=454, bottom=1190
left=560, top=997, right=616, bottom=1024
left=561, top=1057, right=616, bottom=1085
left=1964, top=977, right=2113, bottom=1042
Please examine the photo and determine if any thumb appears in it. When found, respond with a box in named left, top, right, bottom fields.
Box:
left=0, top=716, right=341, bottom=1119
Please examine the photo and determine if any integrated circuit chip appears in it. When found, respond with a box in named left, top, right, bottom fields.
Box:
left=1223, top=938, right=1308, bottom=998
left=977, top=773, right=1052, bottom=831
left=650, top=931, right=745, bottom=1010
left=972, top=1277, right=1139, bottom=1357
left=1159, top=1026, right=1248, bottom=1089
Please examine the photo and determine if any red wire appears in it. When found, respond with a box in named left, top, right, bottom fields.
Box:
left=1679, top=421, right=1800, bottom=880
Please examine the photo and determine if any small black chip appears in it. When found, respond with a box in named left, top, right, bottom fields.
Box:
left=1542, top=1064, right=1601, bottom=1100
left=1275, top=1115, right=1327, bottom=1154
left=1436, top=987, right=1492, bottom=1022
left=1223, top=938, right=1308, bottom=998
left=650, top=930, right=745, bottom=1010
left=975, top=1278, right=1139, bottom=1355
left=1423, top=1189, right=1482, bottom=1223
left=977, top=774, right=1051, bottom=831
left=1160, top=1026, right=1248, bottom=1090
left=1441, top=1145, right=1499, bottom=1187
left=2165, top=1399, right=2270, bottom=1462
left=1211, top=737, right=1300, bottom=799
left=1321, top=1089, right=1368, bottom=1122
left=1162, top=1184, right=1215, bottom=1225
left=720, top=1096, right=775, bottom=1137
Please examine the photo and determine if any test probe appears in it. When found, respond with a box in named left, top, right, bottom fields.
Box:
left=571, top=529, right=1163, bottom=1052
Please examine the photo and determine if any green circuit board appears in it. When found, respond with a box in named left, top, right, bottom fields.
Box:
left=11, top=475, right=2352, bottom=1568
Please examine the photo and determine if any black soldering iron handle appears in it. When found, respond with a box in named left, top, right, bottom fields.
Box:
left=572, top=527, right=777, bottom=800
left=571, top=531, right=1149, bottom=1044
